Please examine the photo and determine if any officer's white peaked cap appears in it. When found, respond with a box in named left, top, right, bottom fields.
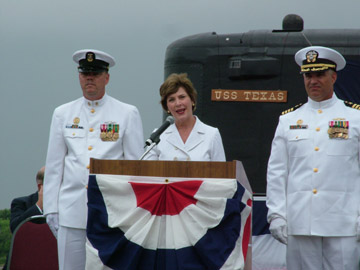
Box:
left=72, top=49, right=115, bottom=72
left=295, top=46, right=346, bottom=73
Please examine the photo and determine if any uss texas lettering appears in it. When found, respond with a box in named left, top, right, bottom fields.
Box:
left=211, top=89, right=287, bottom=103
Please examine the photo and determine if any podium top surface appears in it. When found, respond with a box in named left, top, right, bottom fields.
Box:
left=90, top=159, right=238, bottom=179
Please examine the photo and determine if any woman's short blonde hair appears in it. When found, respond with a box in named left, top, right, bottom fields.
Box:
left=160, top=73, right=197, bottom=112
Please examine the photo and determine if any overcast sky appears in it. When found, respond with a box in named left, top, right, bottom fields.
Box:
left=1, top=0, right=360, bottom=209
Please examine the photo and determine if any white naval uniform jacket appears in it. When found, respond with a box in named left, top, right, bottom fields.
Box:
left=43, top=94, right=144, bottom=229
left=267, top=95, right=360, bottom=236
left=144, top=116, right=226, bottom=161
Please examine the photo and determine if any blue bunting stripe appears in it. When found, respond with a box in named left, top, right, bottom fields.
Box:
left=87, top=175, right=248, bottom=270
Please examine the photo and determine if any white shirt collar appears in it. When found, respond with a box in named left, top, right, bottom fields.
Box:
left=307, top=94, right=337, bottom=109
left=84, top=93, right=107, bottom=108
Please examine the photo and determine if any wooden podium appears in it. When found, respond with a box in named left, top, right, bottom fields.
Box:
left=88, top=159, right=252, bottom=270
left=90, top=159, right=252, bottom=193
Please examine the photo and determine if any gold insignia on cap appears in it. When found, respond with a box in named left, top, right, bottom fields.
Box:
left=297, top=119, right=303, bottom=125
left=74, top=117, right=80, bottom=125
left=306, top=50, right=318, bottom=63
left=86, top=52, right=94, bottom=62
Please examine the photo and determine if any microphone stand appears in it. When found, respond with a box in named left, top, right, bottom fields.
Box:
left=140, top=117, right=172, bottom=160
left=139, top=140, right=158, bottom=160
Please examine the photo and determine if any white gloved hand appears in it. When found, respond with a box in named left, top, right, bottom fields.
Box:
left=269, top=217, right=288, bottom=245
left=46, top=213, right=59, bottom=238
left=356, top=216, right=360, bottom=241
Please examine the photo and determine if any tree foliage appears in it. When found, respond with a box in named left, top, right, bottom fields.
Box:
left=0, top=209, right=11, bottom=266
left=0, top=209, right=10, bottom=220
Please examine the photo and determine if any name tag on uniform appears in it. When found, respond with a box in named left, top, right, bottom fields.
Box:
left=289, top=119, right=308, bottom=130
left=289, top=125, right=308, bottom=130
left=66, top=117, right=84, bottom=129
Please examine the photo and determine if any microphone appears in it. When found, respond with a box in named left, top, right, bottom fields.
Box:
left=145, top=116, right=174, bottom=146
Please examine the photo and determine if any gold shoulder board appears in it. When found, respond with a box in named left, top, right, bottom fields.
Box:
left=281, top=103, right=303, bottom=115
left=344, top=101, right=360, bottom=110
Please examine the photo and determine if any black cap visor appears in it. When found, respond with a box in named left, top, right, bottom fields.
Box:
left=78, top=59, right=109, bottom=73
left=78, top=66, right=108, bottom=74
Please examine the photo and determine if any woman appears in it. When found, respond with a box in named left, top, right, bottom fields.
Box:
left=145, top=73, right=226, bottom=161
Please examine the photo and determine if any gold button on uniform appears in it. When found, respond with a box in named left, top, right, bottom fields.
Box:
left=313, top=168, right=318, bottom=172
left=318, top=109, right=322, bottom=114
left=89, top=128, right=94, bottom=132
left=313, top=189, right=317, bottom=194
left=314, top=147, right=319, bottom=151
left=316, top=127, right=320, bottom=132
left=91, top=108, right=95, bottom=113
left=86, top=165, right=90, bottom=169
left=88, top=146, right=93, bottom=151
left=173, top=157, right=178, bottom=161
left=72, top=133, right=75, bottom=136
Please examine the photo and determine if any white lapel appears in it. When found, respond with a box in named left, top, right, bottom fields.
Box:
left=184, top=117, right=205, bottom=151
left=165, top=116, right=205, bottom=152
left=165, top=124, right=185, bottom=151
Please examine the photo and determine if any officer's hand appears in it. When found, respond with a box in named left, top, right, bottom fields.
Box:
left=356, top=216, right=360, bottom=241
left=37, top=184, right=43, bottom=211
left=269, top=217, right=288, bottom=245
left=46, top=213, right=59, bottom=238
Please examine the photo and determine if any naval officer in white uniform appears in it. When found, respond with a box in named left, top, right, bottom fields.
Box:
left=266, top=46, right=360, bottom=269
left=43, top=49, right=144, bottom=270
left=144, top=73, right=225, bottom=161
